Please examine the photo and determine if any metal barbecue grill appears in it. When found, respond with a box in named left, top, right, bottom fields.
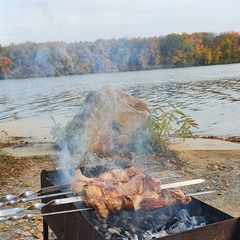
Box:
left=40, top=164, right=240, bottom=240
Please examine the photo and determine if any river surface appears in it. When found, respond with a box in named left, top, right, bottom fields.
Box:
left=0, top=64, right=240, bottom=137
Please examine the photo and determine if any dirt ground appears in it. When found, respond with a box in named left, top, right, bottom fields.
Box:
left=171, top=149, right=240, bottom=217
left=0, top=144, right=240, bottom=239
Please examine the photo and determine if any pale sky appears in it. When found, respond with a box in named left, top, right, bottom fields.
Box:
left=1, top=0, right=240, bottom=46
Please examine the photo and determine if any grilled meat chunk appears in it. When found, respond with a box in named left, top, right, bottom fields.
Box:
left=140, top=189, right=192, bottom=211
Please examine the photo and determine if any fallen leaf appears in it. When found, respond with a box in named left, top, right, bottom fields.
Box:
left=217, top=190, right=225, bottom=195
left=206, top=186, right=214, bottom=191
left=37, top=232, right=43, bottom=239
left=24, top=226, right=31, bottom=231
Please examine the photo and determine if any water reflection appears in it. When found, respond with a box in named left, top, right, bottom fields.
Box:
left=0, top=64, right=240, bottom=136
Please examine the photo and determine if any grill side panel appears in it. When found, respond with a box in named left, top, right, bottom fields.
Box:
left=41, top=170, right=104, bottom=240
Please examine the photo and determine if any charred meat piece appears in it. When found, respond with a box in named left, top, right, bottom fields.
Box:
left=124, top=166, right=146, bottom=178
left=110, top=169, right=130, bottom=182
left=102, top=186, right=124, bottom=213
left=122, top=194, right=142, bottom=211
left=84, top=198, right=109, bottom=219
left=98, top=172, right=115, bottom=183
left=75, top=169, right=94, bottom=182
left=140, top=196, right=168, bottom=211
left=140, top=189, right=191, bottom=211
left=143, top=176, right=162, bottom=192
left=70, top=181, right=87, bottom=196
left=118, top=175, right=144, bottom=195
left=83, top=185, right=103, bottom=199
left=162, top=189, right=192, bottom=205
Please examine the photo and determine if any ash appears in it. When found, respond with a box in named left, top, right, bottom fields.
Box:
left=82, top=207, right=206, bottom=240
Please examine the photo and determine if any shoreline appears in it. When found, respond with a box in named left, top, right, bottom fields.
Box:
left=0, top=115, right=239, bottom=157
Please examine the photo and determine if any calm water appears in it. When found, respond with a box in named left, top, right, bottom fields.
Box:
left=0, top=64, right=240, bottom=137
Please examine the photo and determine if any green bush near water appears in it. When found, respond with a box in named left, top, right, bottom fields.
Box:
left=127, top=103, right=198, bottom=155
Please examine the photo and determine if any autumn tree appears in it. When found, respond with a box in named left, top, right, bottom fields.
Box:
left=0, top=45, right=12, bottom=79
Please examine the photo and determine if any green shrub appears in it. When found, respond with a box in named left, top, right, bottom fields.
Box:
left=146, top=102, right=198, bottom=153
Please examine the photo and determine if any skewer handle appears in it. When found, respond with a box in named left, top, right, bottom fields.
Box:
left=0, top=183, right=71, bottom=203
left=0, top=208, right=92, bottom=222
left=161, top=179, right=205, bottom=190
left=0, top=196, right=84, bottom=216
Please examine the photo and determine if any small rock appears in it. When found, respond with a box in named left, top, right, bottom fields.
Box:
left=21, top=230, right=32, bottom=236
left=0, top=232, right=12, bottom=239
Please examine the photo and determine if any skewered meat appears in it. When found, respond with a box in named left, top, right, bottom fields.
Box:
left=84, top=198, right=109, bottom=219
left=99, top=172, right=115, bottom=182
left=110, top=169, right=130, bottom=182
left=118, top=175, right=144, bottom=195
left=140, top=189, right=191, bottom=211
left=102, top=186, right=123, bottom=212
left=83, top=185, right=103, bottom=199
left=143, top=176, right=162, bottom=192
left=71, top=166, right=191, bottom=219
left=122, top=194, right=142, bottom=211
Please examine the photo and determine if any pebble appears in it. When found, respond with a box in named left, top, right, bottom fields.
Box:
left=0, top=232, right=12, bottom=240
left=4, top=221, right=12, bottom=226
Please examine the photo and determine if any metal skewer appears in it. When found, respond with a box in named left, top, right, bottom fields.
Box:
left=0, top=191, right=73, bottom=208
left=0, top=207, right=93, bottom=222
left=186, top=190, right=216, bottom=197
left=0, top=183, right=71, bottom=202
left=0, top=179, right=205, bottom=217
left=161, top=179, right=205, bottom=190
left=0, top=196, right=84, bottom=217
left=0, top=190, right=216, bottom=222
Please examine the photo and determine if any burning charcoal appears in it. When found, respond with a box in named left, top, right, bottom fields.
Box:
left=132, top=234, right=139, bottom=240
left=178, top=209, right=193, bottom=230
left=91, top=218, right=101, bottom=227
left=108, top=227, right=122, bottom=235
left=155, top=213, right=171, bottom=225
left=87, top=166, right=99, bottom=177
left=112, top=214, right=120, bottom=222
left=104, top=232, right=112, bottom=240
left=111, top=235, right=128, bottom=240
left=99, top=223, right=109, bottom=233
left=101, top=219, right=107, bottom=224
left=143, top=229, right=168, bottom=240
left=139, top=221, right=153, bottom=231
left=108, top=227, right=129, bottom=240
left=167, top=209, right=207, bottom=234
left=125, top=231, right=139, bottom=240
left=167, top=221, right=186, bottom=234
left=120, top=219, right=128, bottom=228
left=151, top=222, right=165, bottom=231
left=128, top=224, right=140, bottom=234
left=146, top=215, right=154, bottom=221
left=191, top=216, right=207, bottom=227
left=120, top=210, right=132, bottom=220
left=101, top=223, right=108, bottom=229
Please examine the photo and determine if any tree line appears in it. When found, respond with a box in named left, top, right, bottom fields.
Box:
left=0, top=31, right=240, bottom=79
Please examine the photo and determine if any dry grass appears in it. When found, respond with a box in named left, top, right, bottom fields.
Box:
left=0, top=143, right=52, bottom=187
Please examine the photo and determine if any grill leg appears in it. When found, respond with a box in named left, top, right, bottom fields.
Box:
left=43, top=218, right=49, bottom=240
